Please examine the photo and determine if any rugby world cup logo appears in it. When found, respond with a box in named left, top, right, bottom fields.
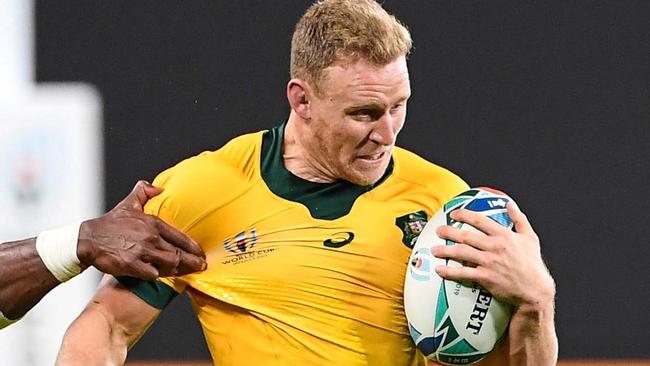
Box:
left=223, top=228, right=257, bottom=253
left=409, top=246, right=432, bottom=282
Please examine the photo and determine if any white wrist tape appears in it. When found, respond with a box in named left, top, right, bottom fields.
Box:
left=35, top=221, right=84, bottom=283
left=0, top=310, right=19, bottom=329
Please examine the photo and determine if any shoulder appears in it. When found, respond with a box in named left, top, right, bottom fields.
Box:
left=391, top=146, right=469, bottom=201
left=156, top=130, right=264, bottom=188
left=212, top=130, right=265, bottom=173
left=145, top=130, right=265, bottom=228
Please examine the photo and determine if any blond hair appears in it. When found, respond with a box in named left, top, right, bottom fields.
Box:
left=290, top=0, right=412, bottom=93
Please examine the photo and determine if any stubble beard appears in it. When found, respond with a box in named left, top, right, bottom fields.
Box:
left=342, top=156, right=389, bottom=186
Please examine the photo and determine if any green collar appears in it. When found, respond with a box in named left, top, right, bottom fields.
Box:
left=260, top=123, right=393, bottom=220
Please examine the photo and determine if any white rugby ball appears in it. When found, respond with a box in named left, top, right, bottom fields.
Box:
left=404, top=187, right=514, bottom=365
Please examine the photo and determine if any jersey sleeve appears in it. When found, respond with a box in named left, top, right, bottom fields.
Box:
left=114, top=276, right=179, bottom=310
left=115, top=161, right=203, bottom=305
left=116, top=136, right=261, bottom=309
left=114, top=161, right=191, bottom=308
left=113, top=161, right=192, bottom=308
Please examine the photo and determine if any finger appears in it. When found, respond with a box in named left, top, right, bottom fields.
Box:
left=174, top=249, right=208, bottom=276
left=125, top=260, right=160, bottom=281
left=145, top=241, right=206, bottom=276
left=140, top=246, right=181, bottom=276
left=153, top=217, right=205, bottom=259
left=114, top=180, right=159, bottom=211
left=147, top=232, right=206, bottom=275
left=140, top=181, right=164, bottom=200
left=436, top=224, right=493, bottom=251
left=450, top=209, right=505, bottom=236
left=435, top=263, right=481, bottom=283
left=507, top=202, right=536, bottom=236
left=431, top=244, right=487, bottom=267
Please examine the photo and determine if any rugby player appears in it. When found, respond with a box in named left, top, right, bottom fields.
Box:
left=56, top=1, right=557, bottom=365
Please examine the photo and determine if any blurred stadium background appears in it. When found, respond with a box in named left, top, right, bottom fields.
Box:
left=0, top=0, right=647, bottom=364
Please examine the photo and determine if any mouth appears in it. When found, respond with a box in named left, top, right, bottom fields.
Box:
left=357, top=151, right=387, bottom=162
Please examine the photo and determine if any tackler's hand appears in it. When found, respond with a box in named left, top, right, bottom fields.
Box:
left=76, top=180, right=207, bottom=280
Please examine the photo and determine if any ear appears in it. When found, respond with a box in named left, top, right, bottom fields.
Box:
left=287, top=79, right=311, bottom=120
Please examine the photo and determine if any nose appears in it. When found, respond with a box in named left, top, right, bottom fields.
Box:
left=369, top=113, right=399, bottom=146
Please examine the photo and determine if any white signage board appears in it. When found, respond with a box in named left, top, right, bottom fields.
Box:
left=0, top=84, right=103, bottom=365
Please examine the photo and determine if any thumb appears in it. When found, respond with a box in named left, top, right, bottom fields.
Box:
left=139, top=180, right=164, bottom=200
left=116, top=180, right=162, bottom=211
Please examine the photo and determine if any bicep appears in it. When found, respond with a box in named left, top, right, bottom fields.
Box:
left=57, top=275, right=164, bottom=366
left=85, top=274, right=163, bottom=347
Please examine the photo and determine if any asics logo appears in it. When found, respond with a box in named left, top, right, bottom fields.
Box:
left=323, top=231, right=355, bottom=248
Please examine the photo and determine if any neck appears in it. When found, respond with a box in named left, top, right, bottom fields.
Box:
left=283, top=113, right=337, bottom=183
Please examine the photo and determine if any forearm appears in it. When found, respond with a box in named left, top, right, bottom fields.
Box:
left=508, top=301, right=558, bottom=366
left=0, top=238, right=60, bottom=320
left=56, top=306, right=129, bottom=366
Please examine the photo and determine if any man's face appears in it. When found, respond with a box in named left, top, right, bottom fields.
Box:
left=303, top=56, right=411, bottom=186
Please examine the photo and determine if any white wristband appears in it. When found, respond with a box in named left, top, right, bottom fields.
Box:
left=35, top=221, right=84, bottom=283
left=0, top=310, right=19, bottom=329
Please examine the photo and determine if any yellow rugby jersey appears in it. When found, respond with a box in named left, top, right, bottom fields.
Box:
left=119, top=123, right=468, bottom=366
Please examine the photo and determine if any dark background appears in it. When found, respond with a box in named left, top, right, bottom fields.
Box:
left=35, top=0, right=650, bottom=361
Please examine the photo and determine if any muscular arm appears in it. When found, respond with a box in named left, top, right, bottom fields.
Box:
left=0, top=180, right=205, bottom=325
left=56, top=275, right=161, bottom=366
